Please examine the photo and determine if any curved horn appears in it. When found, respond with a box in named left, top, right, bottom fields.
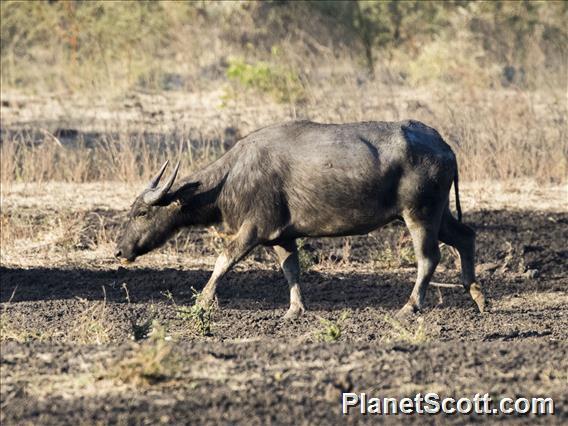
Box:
left=143, top=161, right=180, bottom=205
left=147, top=160, right=169, bottom=190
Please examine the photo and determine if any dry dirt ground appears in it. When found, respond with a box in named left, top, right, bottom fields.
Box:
left=1, top=183, right=567, bottom=424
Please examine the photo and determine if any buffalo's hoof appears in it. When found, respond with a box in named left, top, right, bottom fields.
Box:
left=395, top=303, right=419, bottom=320
left=469, top=283, right=486, bottom=313
left=283, top=303, right=306, bottom=320
left=196, top=293, right=218, bottom=310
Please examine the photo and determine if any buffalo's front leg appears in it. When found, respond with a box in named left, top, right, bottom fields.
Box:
left=198, top=222, right=258, bottom=308
left=273, top=240, right=306, bottom=319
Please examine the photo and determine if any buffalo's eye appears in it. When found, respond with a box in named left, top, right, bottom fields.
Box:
left=136, top=211, right=148, bottom=218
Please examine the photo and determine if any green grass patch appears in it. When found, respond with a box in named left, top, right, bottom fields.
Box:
left=226, top=58, right=305, bottom=103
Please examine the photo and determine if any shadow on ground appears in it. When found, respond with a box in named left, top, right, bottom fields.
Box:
left=0, top=261, right=563, bottom=314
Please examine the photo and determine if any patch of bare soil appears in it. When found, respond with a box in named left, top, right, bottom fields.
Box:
left=1, top=210, right=567, bottom=424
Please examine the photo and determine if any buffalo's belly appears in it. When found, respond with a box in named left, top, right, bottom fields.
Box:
left=293, top=214, right=396, bottom=238
left=285, top=193, right=398, bottom=238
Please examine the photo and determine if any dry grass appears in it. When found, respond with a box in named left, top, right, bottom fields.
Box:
left=67, top=292, right=112, bottom=345
left=1, top=86, right=565, bottom=186
left=0, top=298, right=57, bottom=343
left=457, top=179, right=568, bottom=212
left=0, top=128, right=226, bottom=185
left=2, top=2, right=565, bottom=93
left=1, top=210, right=86, bottom=255
left=1, top=286, right=54, bottom=342
left=0, top=184, right=216, bottom=268
left=106, top=321, right=180, bottom=387
left=371, top=230, right=416, bottom=270
left=0, top=311, right=58, bottom=343
left=1, top=290, right=113, bottom=344
left=381, top=315, right=431, bottom=345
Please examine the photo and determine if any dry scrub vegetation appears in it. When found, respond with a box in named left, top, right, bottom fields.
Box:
left=1, top=1, right=566, bottom=187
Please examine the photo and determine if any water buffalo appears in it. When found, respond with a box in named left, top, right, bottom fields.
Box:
left=115, top=120, right=485, bottom=319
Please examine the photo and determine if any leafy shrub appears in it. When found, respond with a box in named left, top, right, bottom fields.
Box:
left=226, top=58, right=305, bottom=103
left=163, top=289, right=214, bottom=337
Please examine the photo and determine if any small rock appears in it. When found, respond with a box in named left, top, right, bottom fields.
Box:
left=37, top=352, right=54, bottom=363
left=523, top=269, right=539, bottom=279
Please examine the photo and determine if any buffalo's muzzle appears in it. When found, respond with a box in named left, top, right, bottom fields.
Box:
left=115, top=249, right=134, bottom=264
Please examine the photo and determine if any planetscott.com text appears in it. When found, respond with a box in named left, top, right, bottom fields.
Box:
left=342, top=393, right=554, bottom=416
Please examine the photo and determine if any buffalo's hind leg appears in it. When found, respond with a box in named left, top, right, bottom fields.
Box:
left=439, top=208, right=485, bottom=312
left=397, top=211, right=442, bottom=317
left=273, top=240, right=306, bottom=320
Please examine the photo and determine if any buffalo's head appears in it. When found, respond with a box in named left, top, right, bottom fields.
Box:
left=115, top=160, right=181, bottom=263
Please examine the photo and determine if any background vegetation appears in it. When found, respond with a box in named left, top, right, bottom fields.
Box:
left=1, top=0, right=566, bottom=183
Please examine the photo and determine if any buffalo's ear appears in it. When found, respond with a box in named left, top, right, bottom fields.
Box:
left=174, top=181, right=200, bottom=201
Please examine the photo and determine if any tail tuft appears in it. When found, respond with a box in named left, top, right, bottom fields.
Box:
left=454, top=170, right=462, bottom=222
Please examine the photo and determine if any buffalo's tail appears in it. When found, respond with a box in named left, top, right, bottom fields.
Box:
left=453, top=169, right=462, bottom=222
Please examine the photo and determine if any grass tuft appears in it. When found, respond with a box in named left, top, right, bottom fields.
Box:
left=68, top=290, right=112, bottom=345
left=163, top=289, right=214, bottom=337
left=109, top=320, right=178, bottom=386
left=381, top=315, right=429, bottom=345
left=315, top=310, right=349, bottom=343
